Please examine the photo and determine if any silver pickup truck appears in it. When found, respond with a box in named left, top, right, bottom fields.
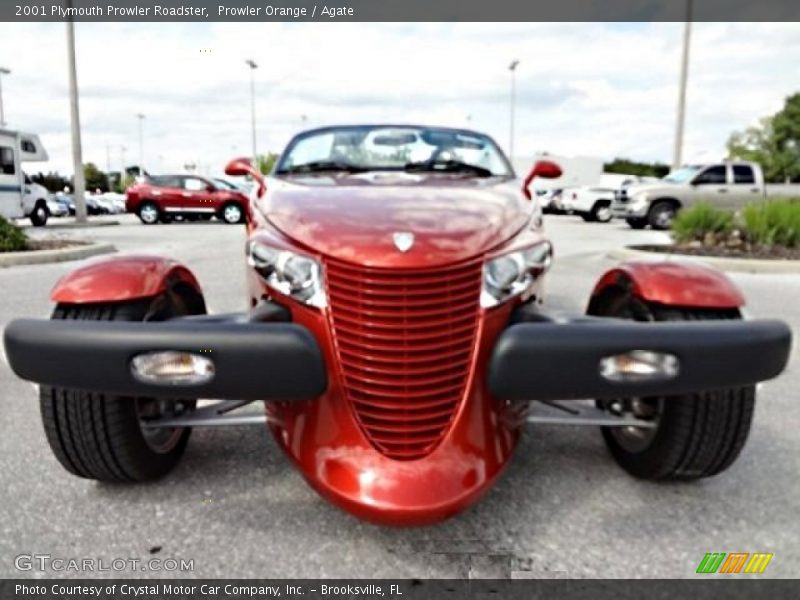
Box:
left=612, top=161, right=800, bottom=230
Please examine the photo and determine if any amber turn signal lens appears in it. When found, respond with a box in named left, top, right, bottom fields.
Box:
left=599, top=350, right=679, bottom=382
left=131, top=351, right=215, bottom=385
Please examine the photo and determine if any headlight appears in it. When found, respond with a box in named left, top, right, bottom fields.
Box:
left=481, top=242, right=552, bottom=308
left=247, top=240, right=326, bottom=308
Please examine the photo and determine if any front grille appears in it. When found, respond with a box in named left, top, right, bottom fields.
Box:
left=325, top=258, right=483, bottom=460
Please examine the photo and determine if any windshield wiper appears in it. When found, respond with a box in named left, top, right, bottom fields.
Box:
left=277, top=160, right=368, bottom=174
left=404, top=159, right=493, bottom=178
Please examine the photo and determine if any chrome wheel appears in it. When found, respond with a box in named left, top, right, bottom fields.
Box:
left=138, top=203, right=159, bottom=224
left=595, top=205, right=612, bottom=222
left=222, top=204, right=242, bottom=224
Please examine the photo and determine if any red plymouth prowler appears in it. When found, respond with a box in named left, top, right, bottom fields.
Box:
left=4, top=125, right=791, bottom=525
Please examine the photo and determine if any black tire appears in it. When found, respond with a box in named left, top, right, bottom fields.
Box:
left=591, top=293, right=755, bottom=480
left=137, top=201, right=160, bottom=225
left=30, top=201, right=49, bottom=227
left=648, top=200, right=678, bottom=230
left=590, top=201, right=612, bottom=223
left=579, top=212, right=595, bottom=222
left=220, top=202, right=245, bottom=224
left=626, top=217, right=648, bottom=229
left=39, top=292, right=202, bottom=482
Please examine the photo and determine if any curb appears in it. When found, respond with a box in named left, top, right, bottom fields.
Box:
left=18, top=220, right=121, bottom=230
left=607, top=246, right=800, bottom=274
left=0, top=243, right=116, bottom=268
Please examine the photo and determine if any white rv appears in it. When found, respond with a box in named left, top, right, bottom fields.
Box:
left=0, top=129, right=51, bottom=226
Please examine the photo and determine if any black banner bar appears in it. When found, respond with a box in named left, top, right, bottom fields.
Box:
left=2, top=579, right=799, bottom=600
left=3, top=0, right=800, bottom=22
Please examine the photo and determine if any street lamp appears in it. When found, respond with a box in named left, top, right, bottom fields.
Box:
left=673, top=0, right=693, bottom=169
left=0, top=67, right=10, bottom=128
left=136, top=113, right=145, bottom=177
left=246, top=59, right=258, bottom=166
left=508, top=60, right=520, bottom=162
left=120, top=145, right=127, bottom=184
left=66, top=17, right=87, bottom=223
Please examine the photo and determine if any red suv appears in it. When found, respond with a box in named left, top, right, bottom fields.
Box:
left=126, top=175, right=248, bottom=224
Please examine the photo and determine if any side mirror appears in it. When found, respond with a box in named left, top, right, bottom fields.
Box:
left=225, top=157, right=266, bottom=197
left=522, top=160, right=562, bottom=200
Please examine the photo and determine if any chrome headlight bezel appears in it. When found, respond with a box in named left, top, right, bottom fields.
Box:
left=481, top=241, right=552, bottom=308
left=247, top=240, right=326, bottom=308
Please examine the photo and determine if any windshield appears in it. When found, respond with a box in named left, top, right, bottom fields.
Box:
left=663, top=166, right=701, bottom=184
left=213, top=178, right=238, bottom=190
left=276, top=126, right=513, bottom=177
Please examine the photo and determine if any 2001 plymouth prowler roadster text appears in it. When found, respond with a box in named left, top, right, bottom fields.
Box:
left=4, top=125, right=792, bottom=525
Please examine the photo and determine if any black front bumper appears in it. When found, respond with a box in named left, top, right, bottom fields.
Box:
left=3, top=315, right=327, bottom=400
left=3, top=309, right=791, bottom=403
left=488, top=316, right=791, bottom=401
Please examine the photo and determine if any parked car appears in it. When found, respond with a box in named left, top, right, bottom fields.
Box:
left=2, top=125, right=791, bottom=526
left=538, top=188, right=565, bottom=214
left=125, top=174, right=249, bottom=224
left=45, top=197, right=68, bottom=217
left=612, top=161, right=800, bottom=230
left=53, top=193, right=75, bottom=216
left=94, top=193, right=126, bottom=215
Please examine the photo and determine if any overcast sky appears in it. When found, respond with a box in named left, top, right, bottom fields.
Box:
left=0, top=22, right=798, bottom=177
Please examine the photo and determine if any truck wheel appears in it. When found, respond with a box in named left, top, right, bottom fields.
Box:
left=579, top=212, right=595, bottom=222
left=626, top=217, right=647, bottom=229
left=594, top=295, right=755, bottom=480
left=29, top=201, right=49, bottom=227
left=648, top=201, right=678, bottom=230
left=590, top=201, right=612, bottom=223
left=220, top=202, right=244, bottom=224
left=137, top=201, right=160, bottom=225
left=39, top=293, right=199, bottom=482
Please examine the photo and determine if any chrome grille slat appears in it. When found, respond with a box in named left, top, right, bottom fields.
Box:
left=325, top=258, right=482, bottom=460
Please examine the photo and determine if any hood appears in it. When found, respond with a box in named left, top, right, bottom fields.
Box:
left=261, top=173, right=530, bottom=268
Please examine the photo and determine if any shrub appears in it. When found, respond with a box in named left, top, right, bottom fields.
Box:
left=0, top=215, right=28, bottom=253
left=671, top=202, right=735, bottom=243
left=741, top=199, right=800, bottom=248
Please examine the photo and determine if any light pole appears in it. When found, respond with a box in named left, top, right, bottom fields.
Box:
left=673, top=0, right=692, bottom=170
left=508, top=60, right=520, bottom=162
left=66, top=16, right=87, bottom=223
left=246, top=59, right=258, bottom=166
left=136, top=113, right=145, bottom=177
left=0, top=67, right=10, bottom=128
left=120, top=145, right=127, bottom=186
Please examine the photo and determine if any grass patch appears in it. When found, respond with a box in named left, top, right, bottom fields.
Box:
left=741, top=199, right=800, bottom=247
left=0, top=216, right=28, bottom=253
left=671, top=202, right=735, bottom=244
left=669, top=198, right=800, bottom=256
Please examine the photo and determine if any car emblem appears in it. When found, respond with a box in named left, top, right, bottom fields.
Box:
left=392, top=232, right=415, bottom=253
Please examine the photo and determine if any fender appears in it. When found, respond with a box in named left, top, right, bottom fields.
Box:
left=51, top=255, right=204, bottom=306
left=588, top=261, right=745, bottom=310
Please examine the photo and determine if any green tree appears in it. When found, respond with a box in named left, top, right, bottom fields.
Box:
left=727, top=93, right=800, bottom=183
left=257, top=152, right=279, bottom=175
left=83, top=162, right=109, bottom=192
left=604, top=158, right=670, bottom=178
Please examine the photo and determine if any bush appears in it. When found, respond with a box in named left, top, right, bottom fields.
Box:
left=671, top=202, right=735, bottom=243
left=741, top=199, right=800, bottom=247
left=0, top=215, right=28, bottom=252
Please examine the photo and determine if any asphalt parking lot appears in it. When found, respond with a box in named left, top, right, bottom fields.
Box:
left=0, top=214, right=798, bottom=579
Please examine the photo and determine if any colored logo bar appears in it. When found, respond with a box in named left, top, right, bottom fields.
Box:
left=696, top=553, right=773, bottom=574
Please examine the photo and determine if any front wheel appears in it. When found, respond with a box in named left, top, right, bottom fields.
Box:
left=29, top=202, right=49, bottom=227
left=137, top=201, right=160, bottom=225
left=648, top=201, right=678, bottom=230
left=593, top=296, right=756, bottom=480
left=220, top=202, right=244, bottom=224
left=40, top=294, right=201, bottom=482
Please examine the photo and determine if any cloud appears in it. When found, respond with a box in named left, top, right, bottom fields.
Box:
left=0, top=21, right=797, bottom=175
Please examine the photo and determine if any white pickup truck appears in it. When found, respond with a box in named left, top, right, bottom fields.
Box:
left=0, top=128, right=51, bottom=226
left=612, top=161, right=800, bottom=230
